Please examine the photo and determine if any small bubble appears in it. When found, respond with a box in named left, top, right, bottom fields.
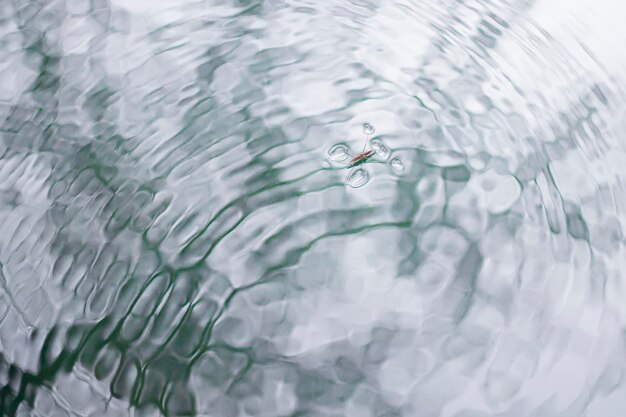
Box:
left=328, top=144, right=350, bottom=162
left=391, top=158, right=405, bottom=174
left=363, top=123, right=375, bottom=135
left=347, top=168, right=369, bottom=188
left=370, top=140, right=389, bottom=159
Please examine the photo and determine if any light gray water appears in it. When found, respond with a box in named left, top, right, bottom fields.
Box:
left=1, top=0, right=626, bottom=416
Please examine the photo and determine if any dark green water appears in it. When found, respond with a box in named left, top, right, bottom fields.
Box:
left=1, top=0, right=626, bottom=416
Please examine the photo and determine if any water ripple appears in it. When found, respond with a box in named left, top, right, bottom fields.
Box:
left=1, top=0, right=626, bottom=416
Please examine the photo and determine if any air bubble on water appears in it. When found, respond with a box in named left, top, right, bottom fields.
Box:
left=328, top=144, right=350, bottom=162
left=347, top=168, right=369, bottom=188
left=391, top=158, right=405, bottom=174
left=370, top=140, right=389, bottom=159
left=363, top=123, right=375, bottom=135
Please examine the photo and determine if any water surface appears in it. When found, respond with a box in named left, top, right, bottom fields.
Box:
left=1, top=0, right=626, bottom=416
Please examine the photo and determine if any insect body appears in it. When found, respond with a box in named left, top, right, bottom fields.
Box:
left=348, top=150, right=375, bottom=167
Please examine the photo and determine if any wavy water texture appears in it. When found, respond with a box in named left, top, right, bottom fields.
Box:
left=1, top=0, right=626, bottom=416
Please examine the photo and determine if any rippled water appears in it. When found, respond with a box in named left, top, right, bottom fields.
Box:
left=1, top=0, right=626, bottom=416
